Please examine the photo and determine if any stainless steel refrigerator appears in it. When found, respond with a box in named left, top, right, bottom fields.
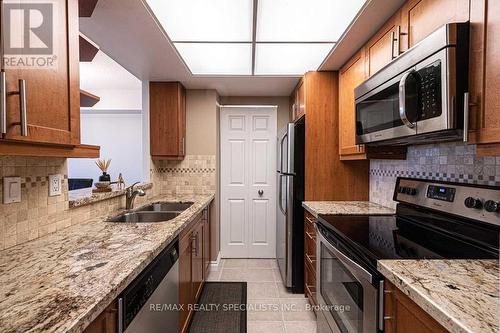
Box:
left=276, top=118, right=305, bottom=292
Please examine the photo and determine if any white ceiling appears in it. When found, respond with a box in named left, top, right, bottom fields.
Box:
left=79, top=0, right=404, bottom=96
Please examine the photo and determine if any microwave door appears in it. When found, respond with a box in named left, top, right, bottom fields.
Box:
left=356, top=70, right=418, bottom=144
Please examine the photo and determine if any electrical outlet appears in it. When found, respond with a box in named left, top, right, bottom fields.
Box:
left=3, top=177, right=22, bottom=204
left=49, top=174, right=62, bottom=196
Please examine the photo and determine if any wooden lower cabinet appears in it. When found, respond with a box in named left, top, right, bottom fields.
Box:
left=304, top=211, right=317, bottom=308
left=384, top=280, right=448, bottom=333
left=179, top=208, right=211, bottom=333
left=82, top=302, right=117, bottom=333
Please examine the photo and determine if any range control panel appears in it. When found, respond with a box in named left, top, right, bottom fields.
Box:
left=394, top=177, right=500, bottom=226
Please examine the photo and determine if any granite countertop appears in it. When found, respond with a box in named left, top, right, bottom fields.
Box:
left=68, top=183, right=153, bottom=209
left=378, top=259, right=499, bottom=333
left=302, top=201, right=395, bottom=217
left=0, top=193, right=214, bottom=333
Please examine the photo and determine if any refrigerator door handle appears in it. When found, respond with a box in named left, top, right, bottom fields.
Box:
left=279, top=133, right=287, bottom=173
left=287, top=124, right=295, bottom=174
left=278, top=174, right=287, bottom=215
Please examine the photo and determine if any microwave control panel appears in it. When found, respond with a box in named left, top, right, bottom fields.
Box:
left=418, top=60, right=442, bottom=120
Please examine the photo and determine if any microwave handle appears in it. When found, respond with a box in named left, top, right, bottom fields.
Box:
left=463, top=92, right=469, bottom=142
left=399, top=69, right=416, bottom=129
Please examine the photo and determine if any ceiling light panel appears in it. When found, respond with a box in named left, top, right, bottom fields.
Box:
left=174, top=43, right=252, bottom=75
left=145, top=0, right=253, bottom=42
left=255, top=43, right=334, bottom=75
left=257, top=0, right=366, bottom=42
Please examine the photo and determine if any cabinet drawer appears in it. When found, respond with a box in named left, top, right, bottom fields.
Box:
left=304, top=261, right=317, bottom=307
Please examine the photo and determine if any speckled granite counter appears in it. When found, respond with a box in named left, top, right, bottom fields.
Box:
left=378, top=259, right=499, bottom=333
left=0, top=193, right=214, bottom=333
left=302, top=201, right=395, bottom=217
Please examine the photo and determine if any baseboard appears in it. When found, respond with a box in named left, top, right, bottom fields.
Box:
left=210, top=251, right=221, bottom=267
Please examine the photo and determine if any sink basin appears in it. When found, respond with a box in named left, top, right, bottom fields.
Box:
left=107, top=211, right=180, bottom=223
left=137, top=202, right=194, bottom=212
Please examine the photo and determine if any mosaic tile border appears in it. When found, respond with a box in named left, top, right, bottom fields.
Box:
left=151, top=167, right=216, bottom=174
left=369, top=169, right=500, bottom=185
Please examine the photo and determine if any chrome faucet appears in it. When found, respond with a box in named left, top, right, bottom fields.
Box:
left=125, top=182, right=146, bottom=210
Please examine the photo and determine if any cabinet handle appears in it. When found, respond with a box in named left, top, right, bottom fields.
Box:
left=391, top=31, right=396, bottom=59
left=0, top=71, right=6, bottom=135
left=19, top=79, right=27, bottom=136
left=181, top=137, right=185, bottom=155
left=191, top=234, right=197, bottom=256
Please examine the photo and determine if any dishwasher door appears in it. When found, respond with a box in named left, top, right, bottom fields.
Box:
left=123, top=261, right=179, bottom=333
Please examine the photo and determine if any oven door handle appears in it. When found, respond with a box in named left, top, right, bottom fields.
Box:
left=399, top=69, right=416, bottom=129
left=316, top=224, right=373, bottom=284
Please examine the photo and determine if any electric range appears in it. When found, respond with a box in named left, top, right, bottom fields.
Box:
left=315, top=177, right=499, bottom=333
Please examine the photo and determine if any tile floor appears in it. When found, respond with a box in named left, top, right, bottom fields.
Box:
left=207, top=259, right=317, bottom=333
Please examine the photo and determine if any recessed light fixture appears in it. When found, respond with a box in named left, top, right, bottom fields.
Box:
left=144, top=0, right=367, bottom=76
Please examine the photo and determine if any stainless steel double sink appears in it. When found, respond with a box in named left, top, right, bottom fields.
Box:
left=107, top=201, right=194, bottom=223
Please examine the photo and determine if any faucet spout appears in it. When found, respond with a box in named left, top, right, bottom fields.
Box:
left=125, top=182, right=146, bottom=210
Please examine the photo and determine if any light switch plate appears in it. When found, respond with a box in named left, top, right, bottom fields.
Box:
left=48, top=174, right=62, bottom=196
left=3, top=177, right=22, bottom=204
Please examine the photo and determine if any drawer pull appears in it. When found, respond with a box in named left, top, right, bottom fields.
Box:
left=305, top=231, right=316, bottom=241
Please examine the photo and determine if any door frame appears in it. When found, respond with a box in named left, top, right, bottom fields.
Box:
left=219, top=105, right=278, bottom=259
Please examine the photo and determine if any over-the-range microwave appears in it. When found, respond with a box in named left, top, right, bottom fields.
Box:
left=354, top=22, right=470, bottom=146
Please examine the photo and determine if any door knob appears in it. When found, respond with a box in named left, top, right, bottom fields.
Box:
left=258, top=190, right=264, bottom=196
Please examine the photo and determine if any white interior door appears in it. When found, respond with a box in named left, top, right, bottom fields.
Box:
left=220, top=106, right=277, bottom=258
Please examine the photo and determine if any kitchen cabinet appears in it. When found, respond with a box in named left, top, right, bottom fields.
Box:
left=82, top=301, right=117, bottom=333
left=384, top=280, right=447, bottom=333
left=339, top=49, right=367, bottom=159
left=304, top=211, right=317, bottom=308
left=179, top=208, right=210, bottom=333
left=468, top=0, right=500, bottom=156
left=399, top=0, right=469, bottom=51
left=0, top=0, right=99, bottom=158
left=366, top=12, right=401, bottom=76
left=291, top=79, right=305, bottom=121
left=1, top=0, right=80, bottom=146
left=298, top=71, right=369, bottom=201
left=150, top=82, right=186, bottom=160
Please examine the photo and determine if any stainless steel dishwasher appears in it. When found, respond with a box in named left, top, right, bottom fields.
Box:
left=118, top=239, right=179, bottom=333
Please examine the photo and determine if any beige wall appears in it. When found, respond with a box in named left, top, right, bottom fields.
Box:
left=185, top=89, right=220, bottom=261
left=219, top=96, right=291, bottom=129
left=186, top=90, right=218, bottom=155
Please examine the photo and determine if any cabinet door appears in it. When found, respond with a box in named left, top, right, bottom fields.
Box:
left=400, top=0, right=469, bottom=50
left=150, top=82, right=186, bottom=159
left=384, top=281, right=448, bottom=333
left=339, top=50, right=367, bottom=159
left=191, top=219, right=204, bottom=302
left=2, top=0, right=80, bottom=145
left=83, top=301, right=117, bottom=333
left=366, top=13, right=400, bottom=76
left=203, top=208, right=210, bottom=277
left=179, top=232, right=192, bottom=333
left=468, top=0, right=500, bottom=155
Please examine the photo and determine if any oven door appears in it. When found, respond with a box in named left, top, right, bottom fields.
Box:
left=316, top=225, right=379, bottom=333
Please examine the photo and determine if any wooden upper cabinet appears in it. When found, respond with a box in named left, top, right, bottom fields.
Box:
left=400, top=0, right=470, bottom=50
left=291, top=79, right=305, bottom=121
left=366, top=12, right=401, bottom=76
left=2, top=0, right=80, bottom=146
left=339, top=49, right=367, bottom=159
left=150, top=82, right=186, bottom=159
left=468, top=0, right=500, bottom=156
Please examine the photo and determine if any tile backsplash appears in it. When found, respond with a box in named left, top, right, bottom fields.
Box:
left=0, top=157, right=157, bottom=251
left=151, top=155, right=216, bottom=196
left=370, top=142, right=500, bottom=208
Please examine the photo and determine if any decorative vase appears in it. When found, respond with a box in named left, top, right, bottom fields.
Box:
left=99, top=172, right=111, bottom=182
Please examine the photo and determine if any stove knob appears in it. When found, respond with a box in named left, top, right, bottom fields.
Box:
left=464, top=197, right=483, bottom=209
left=484, top=200, right=500, bottom=213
